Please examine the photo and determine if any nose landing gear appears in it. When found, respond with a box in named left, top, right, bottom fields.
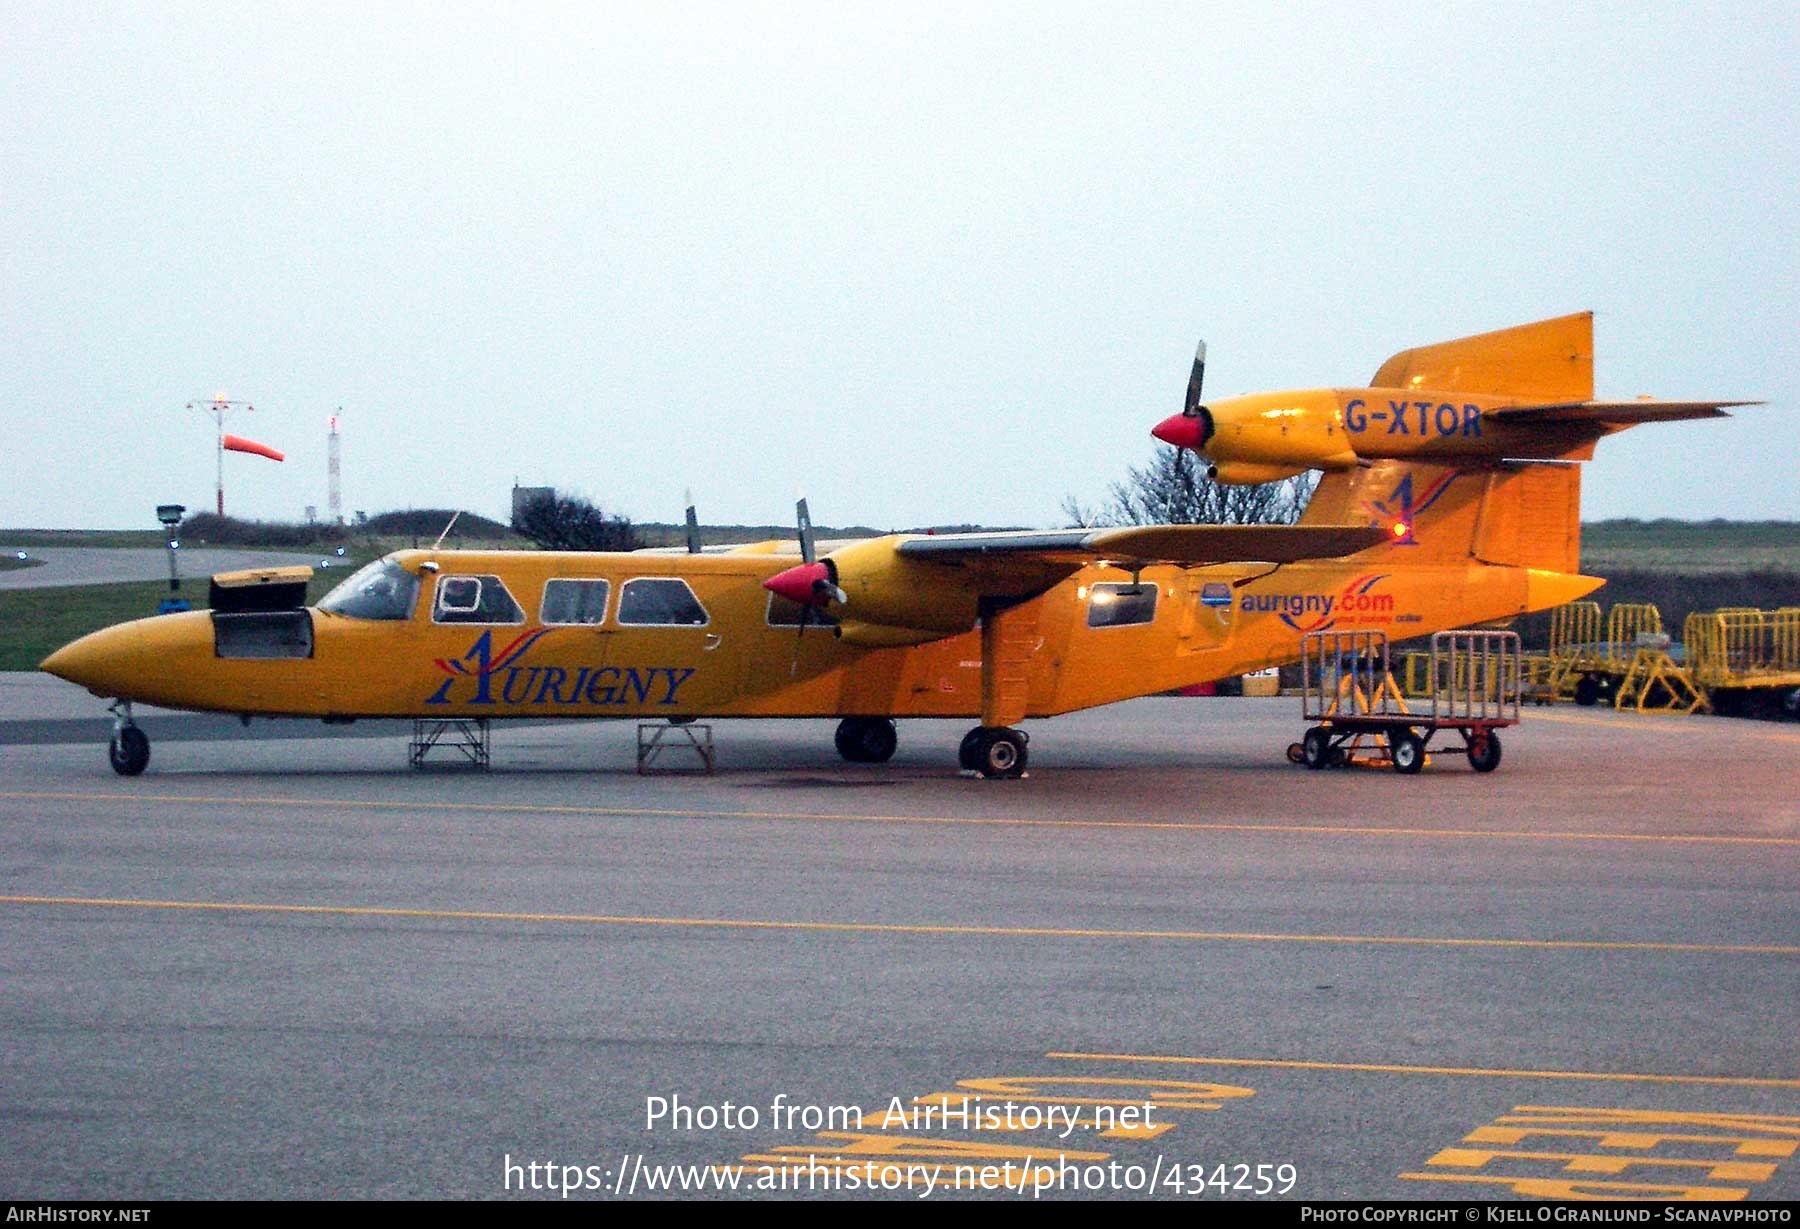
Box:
left=107, top=701, right=150, bottom=776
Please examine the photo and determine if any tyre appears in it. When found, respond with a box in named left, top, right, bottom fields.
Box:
left=977, top=728, right=1027, bottom=779
left=1573, top=676, right=1600, bottom=707
left=835, top=717, right=897, bottom=763
left=958, top=728, right=985, bottom=771
left=1389, top=727, right=1424, bottom=775
left=1466, top=729, right=1502, bottom=773
left=1301, top=726, right=1331, bottom=770
left=109, top=727, right=150, bottom=777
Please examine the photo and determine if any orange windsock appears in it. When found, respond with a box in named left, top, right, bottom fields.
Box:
left=222, top=434, right=285, bottom=462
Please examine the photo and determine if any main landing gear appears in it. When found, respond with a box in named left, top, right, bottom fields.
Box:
left=958, top=726, right=1028, bottom=779
left=834, top=717, right=1028, bottom=778
left=834, top=717, right=898, bottom=764
left=107, top=701, right=149, bottom=776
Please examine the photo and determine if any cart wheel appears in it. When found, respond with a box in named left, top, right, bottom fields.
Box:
left=1573, top=676, right=1600, bottom=707
left=1467, top=729, right=1502, bottom=773
left=1301, top=726, right=1331, bottom=770
left=1286, top=742, right=1305, bottom=765
left=1390, top=727, right=1425, bottom=775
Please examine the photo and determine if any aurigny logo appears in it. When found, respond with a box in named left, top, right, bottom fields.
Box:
left=1361, top=471, right=1456, bottom=546
left=426, top=630, right=696, bottom=708
left=1239, top=573, right=1396, bottom=634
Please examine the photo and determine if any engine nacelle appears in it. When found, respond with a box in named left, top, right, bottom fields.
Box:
left=1198, top=389, right=1359, bottom=474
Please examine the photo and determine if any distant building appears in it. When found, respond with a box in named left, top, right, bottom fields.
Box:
left=512, top=485, right=555, bottom=528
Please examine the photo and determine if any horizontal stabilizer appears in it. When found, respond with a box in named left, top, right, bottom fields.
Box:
left=895, top=524, right=1387, bottom=568
left=1486, top=398, right=1759, bottom=426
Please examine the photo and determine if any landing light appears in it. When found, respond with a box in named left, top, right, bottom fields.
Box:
left=1390, top=521, right=1411, bottom=540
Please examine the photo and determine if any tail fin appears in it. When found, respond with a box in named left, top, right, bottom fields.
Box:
left=1370, top=311, right=1593, bottom=400
left=1301, top=458, right=1601, bottom=610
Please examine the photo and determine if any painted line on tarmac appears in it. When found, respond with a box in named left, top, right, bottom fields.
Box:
left=3, top=789, right=1797, bottom=847
left=1047, top=1051, right=1800, bottom=1091
left=1535, top=710, right=1800, bottom=743
left=3, top=893, right=1797, bottom=955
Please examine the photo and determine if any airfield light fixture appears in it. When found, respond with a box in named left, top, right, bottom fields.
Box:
left=156, top=504, right=187, bottom=592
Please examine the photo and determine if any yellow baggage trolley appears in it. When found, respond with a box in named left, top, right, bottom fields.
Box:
left=1292, top=629, right=1521, bottom=774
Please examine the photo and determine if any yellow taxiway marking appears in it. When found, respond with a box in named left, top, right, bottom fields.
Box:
left=1534, top=710, right=1800, bottom=744
left=2, top=790, right=1797, bottom=847
left=2, top=893, right=1796, bottom=956
left=1046, top=1053, right=1800, bottom=1091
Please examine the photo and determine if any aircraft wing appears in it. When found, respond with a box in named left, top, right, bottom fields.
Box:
left=807, top=524, right=1393, bottom=634
left=896, top=524, right=1387, bottom=569
left=1486, top=399, right=1758, bottom=426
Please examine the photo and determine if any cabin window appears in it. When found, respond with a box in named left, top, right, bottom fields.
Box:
left=765, top=592, right=838, bottom=628
left=214, top=610, right=315, bottom=659
left=617, top=578, right=709, bottom=626
left=318, top=559, right=419, bottom=621
left=433, top=574, right=524, bottom=624
left=1086, top=582, right=1158, bottom=629
left=542, top=578, right=610, bottom=625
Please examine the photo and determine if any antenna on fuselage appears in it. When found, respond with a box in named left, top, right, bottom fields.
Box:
left=431, top=510, right=462, bottom=552
left=684, top=489, right=702, bottom=554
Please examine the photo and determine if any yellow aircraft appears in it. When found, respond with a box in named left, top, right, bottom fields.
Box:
left=42, top=312, right=1748, bottom=778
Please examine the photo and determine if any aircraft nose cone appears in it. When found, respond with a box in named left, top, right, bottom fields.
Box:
left=40, top=624, right=144, bottom=697
left=1151, top=411, right=1208, bottom=450
left=763, top=561, right=831, bottom=607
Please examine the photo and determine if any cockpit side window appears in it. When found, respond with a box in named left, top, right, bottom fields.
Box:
left=617, top=578, right=709, bottom=626
left=433, top=574, right=525, bottom=624
left=317, top=559, right=420, bottom=621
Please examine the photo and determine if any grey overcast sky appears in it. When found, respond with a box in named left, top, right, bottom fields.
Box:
left=3, top=2, right=1795, bottom=531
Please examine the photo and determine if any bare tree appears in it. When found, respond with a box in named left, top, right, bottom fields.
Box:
left=514, top=492, right=644, bottom=552
left=1080, top=445, right=1317, bottom=527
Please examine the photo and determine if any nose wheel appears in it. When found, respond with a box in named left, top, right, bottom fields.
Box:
left=959, top=726, right=1028, bottom=779
left=107, top=702, right=149, bottom=776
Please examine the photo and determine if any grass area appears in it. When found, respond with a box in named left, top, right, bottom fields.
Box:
left=0, top=581, right=193, bottom=671
left=0, top=563, right=369, bottom=672
left=0, top=529, right=170, bottom=549
left=1582, top=520, right=1800, bottom=575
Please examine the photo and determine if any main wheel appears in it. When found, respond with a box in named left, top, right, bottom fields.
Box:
left=1301, top=725, right=1332, bottom=770
left=835, top=717, right=897, bottom=763
left=109, top=727, right=150, bottom=777
left=1389, top=727, right=1425, bottom=775
left=1573, top=675, right=1600, bottom=707
left=1466, top=729, right=1503, bottom=773
left=957, top=727, right=985, bottom=771
left=976, top=728, right=1028, bottom=779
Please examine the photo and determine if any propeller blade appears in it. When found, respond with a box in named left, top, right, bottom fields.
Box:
left=796, top=496, right=817, bottom=564
left=684, top=489, right=701, bottom=554
left=1184, top=339, right=1206, bottom=417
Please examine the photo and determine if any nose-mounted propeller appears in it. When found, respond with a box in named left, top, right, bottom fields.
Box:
left=1151, top=338, right=1216, bottom=452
